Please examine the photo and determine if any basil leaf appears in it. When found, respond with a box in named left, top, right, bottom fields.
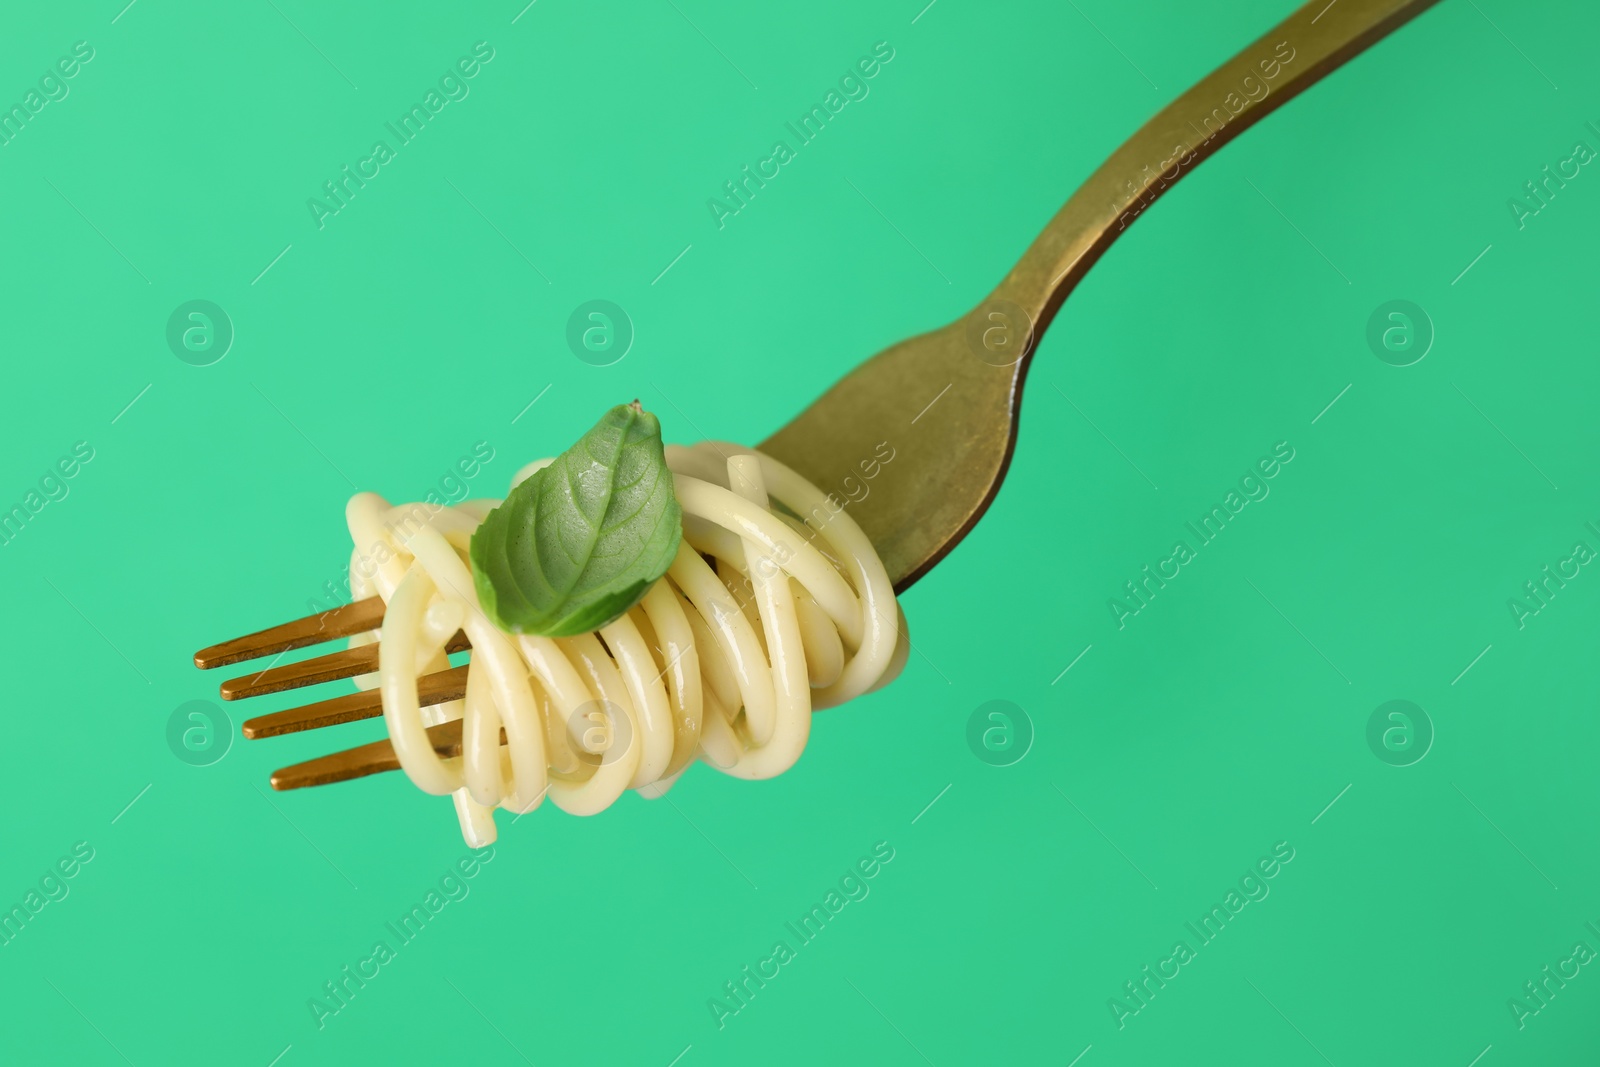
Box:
left=469, top=402, right=683, bottom=637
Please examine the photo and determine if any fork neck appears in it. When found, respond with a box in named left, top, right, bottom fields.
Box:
left=984, top=0, right=1441, bottom=348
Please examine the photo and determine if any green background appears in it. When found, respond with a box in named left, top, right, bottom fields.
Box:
left=1, top=0, right=1595, bottom=1063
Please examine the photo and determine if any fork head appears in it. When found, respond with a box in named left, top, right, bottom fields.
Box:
left=761, top=0, right=1443, bottom=593
left=760, top=314, right=1032, bottom=594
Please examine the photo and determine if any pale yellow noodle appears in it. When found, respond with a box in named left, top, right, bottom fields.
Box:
left=346, top=442, right=906, bottom=846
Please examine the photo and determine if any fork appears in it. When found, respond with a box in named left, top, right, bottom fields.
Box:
left=196, top=0, right=1440, bottom=792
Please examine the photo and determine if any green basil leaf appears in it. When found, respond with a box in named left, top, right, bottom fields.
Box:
left=469, top=402, right=683, bottom=637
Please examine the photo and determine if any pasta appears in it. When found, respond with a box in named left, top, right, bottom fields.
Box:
left=342, top=441, right=909, bottom=845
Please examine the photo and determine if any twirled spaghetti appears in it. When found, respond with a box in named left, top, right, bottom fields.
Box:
left=342, top=442, right=908, bottom=845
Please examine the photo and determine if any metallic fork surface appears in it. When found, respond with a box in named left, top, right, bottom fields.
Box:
left=198, top=0, right=1443, bottom=791
left=761, top=0, right=1440, bottom=591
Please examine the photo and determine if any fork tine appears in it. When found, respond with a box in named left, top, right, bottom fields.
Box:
left=195, top=596, right=386, bottom=670
left=269, top=718, right=509, bottom=791
left=219, top=631, right=471, bottom=700
left=241, top=664, right=471, bottom=739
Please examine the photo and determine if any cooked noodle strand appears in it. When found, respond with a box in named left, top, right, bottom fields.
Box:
left=349, top=443, right=904, bottom=845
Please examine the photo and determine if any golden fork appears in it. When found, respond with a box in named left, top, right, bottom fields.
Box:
left=197, top=0, right=1440, bottom=791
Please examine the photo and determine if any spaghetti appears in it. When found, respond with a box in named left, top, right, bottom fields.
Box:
left=342, top=442, right=907, bottom=845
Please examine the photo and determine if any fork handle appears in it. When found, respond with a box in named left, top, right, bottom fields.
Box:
left=992, top=0, right=1440, bottom=333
